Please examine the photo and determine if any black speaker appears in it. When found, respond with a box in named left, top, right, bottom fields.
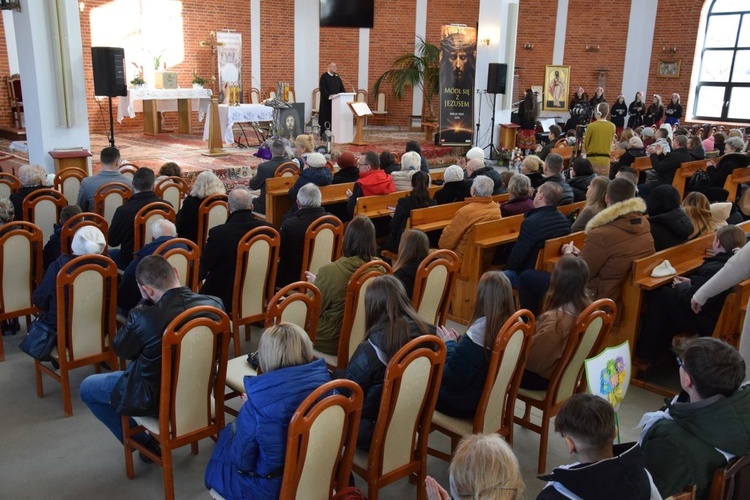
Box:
left=91, top=47, right=127, bottom=97
left=487, top=63, right=507, bottom=95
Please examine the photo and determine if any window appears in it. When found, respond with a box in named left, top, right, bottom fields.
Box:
left=693, top=0, right=750, bottom=121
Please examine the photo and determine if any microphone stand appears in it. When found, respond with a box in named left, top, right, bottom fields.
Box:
left=475, top=89, right=484, bottom=147
left=335, top=73, right=356, bottom=94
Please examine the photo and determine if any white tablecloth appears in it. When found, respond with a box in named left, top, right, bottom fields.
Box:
left=117, top=88, right=213, bottom=123
left=202, top=104, right=275, bottom=145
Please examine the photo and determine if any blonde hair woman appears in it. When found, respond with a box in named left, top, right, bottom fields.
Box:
left=571, top=176, right=610, bottom=232
left=294, top=134, right=314, bottom=167
left=175, top=171, right=226, bottom=244
left=521, top=154, right=545, bottom=189
left=425, top=433, right=524, bottom=500
left=10, top=164, right=47, bottom=221
left=683, top=191, right=715, bottom=239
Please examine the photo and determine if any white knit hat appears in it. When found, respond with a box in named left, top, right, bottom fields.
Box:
left=444, top=165, right=465, bottom=183
left=71, top=226, right=106, bottom=256
left=466, top=147, right=485, bottom=161
left=306, top=152, right=327, bottom=168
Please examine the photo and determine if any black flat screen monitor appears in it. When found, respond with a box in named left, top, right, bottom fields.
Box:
left=320, top=0, right=374, bottom=28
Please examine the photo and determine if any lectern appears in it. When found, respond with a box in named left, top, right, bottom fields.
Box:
left=331, top=92, right=355, bottom=144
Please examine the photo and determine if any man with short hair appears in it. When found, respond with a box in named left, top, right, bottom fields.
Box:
left=502, top=182, right=570, bottom=287
left=466, top=158, right=505, bottom=195
left=77, top=146, right=132, bottom=211
left=199, top=186, right=273, bottom=310
left=108, top=167, right=165, bottom=269
left=250, top=139, right=287, bottom=215
left=615, top=166, right=639, bottom=185
left=640, top=338, right=750, bottom=498
left=542, top=153, right=574, bottom=205
left=538, top=393, right=660, bottom=499
left=81, top=255, right=224, bottom=459
left=439, top=175, right=501, bottom=259
left=277, top=183, right=328, bottom=288
left=318, top=62, right=346, bottom=132
left=345, top=151, right=395, bottom=219
left=642, top=134, right=692, bottom=193
left=536, top=124, right=563, bottom=161
left=118, top=219, right=187, bottom=315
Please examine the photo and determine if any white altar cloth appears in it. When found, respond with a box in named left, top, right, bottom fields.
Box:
left=202, top=104, right=275, bottom=145
left=117, top=88, right=213, bottom=123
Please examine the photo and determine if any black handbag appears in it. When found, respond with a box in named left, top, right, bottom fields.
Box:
left=19, top=319, right=58, bottom=361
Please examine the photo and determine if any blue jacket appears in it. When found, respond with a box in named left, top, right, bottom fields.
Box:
left=205, top=358, right=331, bottom=500
left=505, top=205, right=571, bottom=272
left=33, top=253, right=75, bottom=328
left=288, top=166, right=332, bottom=201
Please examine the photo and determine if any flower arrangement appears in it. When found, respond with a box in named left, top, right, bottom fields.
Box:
left=191, top=71, right=206, bottom=86
left=130, top=75, right=145, bottom=87
left=599, top=356, right=626, bottom=408
left=493, top=147, right=513, bottom=166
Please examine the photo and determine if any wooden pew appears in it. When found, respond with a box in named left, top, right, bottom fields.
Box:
left=558, top=200, right=586, bottom=217
left=672, top=159, right=709, bottom=199
left=319, top=183, right=353, bottom=206
left=632, top=156, right=652, bottom=173
left=538, top=231, right=586, bottom=272
left=264, top=175, right=298, bottom=228
left=551, top=146, right=574, bottom=169
left=713, top=278, right=750, bottom=349
left=724, top=167, right=750, bottom=202
left=352, top=185, right=443, bottom=220
left=408, top=193, right=510, bottom=233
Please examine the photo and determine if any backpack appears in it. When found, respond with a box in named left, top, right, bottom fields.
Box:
left=688, top=169, right=711, bottom=190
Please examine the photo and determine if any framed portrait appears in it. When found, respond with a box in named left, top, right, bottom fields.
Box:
left=657, top=60, right=681, bottom=79
left=543, top=65, right=571, bottom=112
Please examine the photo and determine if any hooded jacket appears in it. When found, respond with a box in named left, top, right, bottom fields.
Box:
left=204, top=358, right=331, bottom=500
left=346, top=169, right=396, bottom=218
left=648, top=208, right=694, bottom=251
left=438, top=197, right=501, bottom=259
left=581, top=197, right=655, bottom=303
left=641, top=387, right=750, bottom=499
left=537, top=443, right=660, bottom=500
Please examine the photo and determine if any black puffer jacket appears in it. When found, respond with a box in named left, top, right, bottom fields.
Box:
left=469, top=166, right=505, bottom=195
left=110, top=287, right=224, bottom=416
left=434, top=181, right=471, bottom=205
left=506, top=206, right=571, bottom=272
left=648, top=208, right=694, bottom=251
left=569, top=174, right=596, bottom=202
left=542, top=174, right=575, bottom=205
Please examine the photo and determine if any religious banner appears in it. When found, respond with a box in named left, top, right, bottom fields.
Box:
left=438, top=25, right=477, bottom=146
left=216, top=32, right=242, bottom=100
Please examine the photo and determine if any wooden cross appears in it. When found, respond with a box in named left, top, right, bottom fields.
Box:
left=199, top=30, right=225, bottom=94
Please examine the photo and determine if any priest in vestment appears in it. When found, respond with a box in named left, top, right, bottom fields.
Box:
left=319, top=62, right=346, bottom=132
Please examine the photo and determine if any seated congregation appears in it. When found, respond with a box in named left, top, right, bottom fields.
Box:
left=2, top=122, right=750, bottom=500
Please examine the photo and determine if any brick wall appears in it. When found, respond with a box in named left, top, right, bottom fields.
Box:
left=514, top=0, right=558, bottom=103
left=0, top=17, right=10, bottom=129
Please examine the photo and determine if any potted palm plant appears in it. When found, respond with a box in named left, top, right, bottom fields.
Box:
left=373, top=37, right=440, bottom=125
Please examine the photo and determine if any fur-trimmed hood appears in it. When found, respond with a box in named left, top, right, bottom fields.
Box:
left=585, top=197, right=647, bottom=233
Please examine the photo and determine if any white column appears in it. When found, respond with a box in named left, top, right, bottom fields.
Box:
left=2, top=11, right=19, bottom=74
left=412, top=0, right=428, bottom=117
left=251, top=0, right=261, bottom=91
left=622, top=0, right=658, bottom=101
left=552, top=0, right=569, bottom=65
left=358, top=28, right=370, bottom=93
left=13, top=1, right=90, bottom=173
left=294, top=0, right=319, bottom=123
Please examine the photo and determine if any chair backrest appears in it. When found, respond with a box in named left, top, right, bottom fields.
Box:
left=133, top=201, right=176, bottom=252
left=301, top=215, right=344, bottom=280
left=369, top=335, right=445, bottom=476
left=710, top=454, right=750, bottom=500
left=155, top=176, right=188, bottom=212
left=356, top=89, right=368, bottom=103
left=475, top=310, right=535, bottom=436
left=337, top=260, right=393, bottom=369
left=7, top=73, right=21, bottom=103
left=233, top=226, right=280, bottom=322
left=280, top=379, right=363, bottom=500
left=411, top=249, right=460, bottom=326
left=0, top=172, right=20, bottom=198
left=94, top=182, right=132, bottom=227
left=250, top=87, right=261, bottom=104
left=0, top=222, right=43, bottom=316
left=268, top=89, right=277, bottom=100
left=56, top=254, right=117, bottom=362
left=196, top=194, right=229, bottom=251
left=264, top=281, right=322, bottom=342
left=118, top=163, right=138, bottom=180
left=667, top=485, right=697, bottom=500
left=376, top=92, right=386, bottom=113
left=22, top=188, right=66, bottom=244
left=550, top=299, right=617, bottom=405
left=59, top=212, right=109, bottom=255
left=158, top=306, right=230, bottom=440
left=53, top=169, right=87, bottom=206
left=153, top=237, right=201, bottom=292
left=275, top=161, right=300, bottom=177
left=312, top=88, right=321, bottom=113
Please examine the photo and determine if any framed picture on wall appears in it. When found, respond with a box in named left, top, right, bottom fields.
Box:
left=657, top=60, right=681, bottom=78
left=544, top=65, right=571, bottom=111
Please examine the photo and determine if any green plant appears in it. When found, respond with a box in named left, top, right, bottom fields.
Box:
left=373, top=36, right=440, bottom=120
left=192, top=73, right=206, bottom=86
left=130, top=75, right=145, bottom=86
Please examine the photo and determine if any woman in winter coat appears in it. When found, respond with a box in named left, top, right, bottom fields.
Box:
left=568, top=157, right=597, bottom=203
left=435, top=271, right=515, bottom=418
left=521, top=256, right=592, bottom=390
left=336, top=275, right=434, bottom=448
left=204, top=323, right=331, bottom=500
left=501, top=173, right=535, bottom=217
left=627, top=92, right=645, bottom=129
left=646, top=185, right=694, bottom=251
left=285, top=152, right=332, bottom=220
left=635, top=225, right=746, bottom=365
left=434, top=164, right=471, bottom=205
left=390, top=151, right=423, bottom=192
left=176, top=171, right=226, bottom=244
left=611, top=136, right=647, bottom=178
left=682, top=192, right=715, bottom=240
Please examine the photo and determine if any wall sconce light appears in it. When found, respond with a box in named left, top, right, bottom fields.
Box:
left=662, top=46, right=678, bottom=55
left=585, top=45, right=600, bottom=53
left=523, top=43, right=534, bottom=51
left=480, top=37, right=491, bottom=47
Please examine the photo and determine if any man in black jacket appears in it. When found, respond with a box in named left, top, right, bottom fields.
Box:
left=639, top=134, right=692, bottom=201
left=502, top=183, right=571, bottom=287
left=249, top=139, right=287, bottom=215
left=466, top=158, right=505, bottom=195
left=542, top=153, right=575, bottom=205
left=80, top=255, right=223, bottom=457
left=199, top=186, right=273, bottom=310
left=108, top=168, right=166, bottom=269
left=277, top=183, right=328, bottom=287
